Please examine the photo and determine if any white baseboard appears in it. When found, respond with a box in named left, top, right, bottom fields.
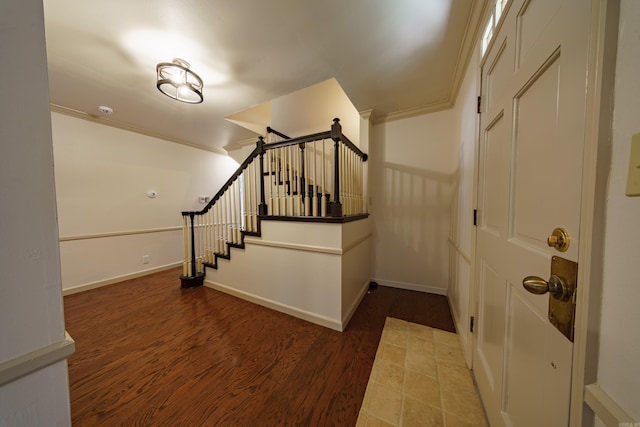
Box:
left=447, top=292, right=462, bottom=333
left=446, top=296, right=474, bottom=368
left=373, top=278, right=448, bottom=296
left=62, top=262, right=181, bottom=296
left=204, top=279, right=343, bottom=332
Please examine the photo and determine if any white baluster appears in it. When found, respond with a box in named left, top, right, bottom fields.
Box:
left=232, top=182, right=238, bottom=243
left=342, top=144, right=347, bottom=215
left=322, top=141, right=326, bottom=215
left=349, top=147, right=354, bottom=215
left=205, top=209, right=211, bottom=264
left=284, top=145, right=290, bottom=216
left=212, top=204, right=217, bottom=256
left=241, top=171, right=246, bottom=233
left=273, top=149, right=280, bottom=216
left=299, top=144, right=304, bottom=216
left=225, top=190, right=231, bottom=251
left=251, top=160, right=258, bottom=230
left=246, top=164, right=253, bottom=232
left=235, top=179, right=241, bottom=242
left=267, top=149, right=272, bottom=216
left=182, top=215, right=189, bottom=276
left=219, top=194, right=225, bottom=254
left=304, top=143, right=310, bottom=216
left=237, top=177, right=243, bottom=238
left=196, top=214, right=203, bottom=273
left=287, top=146, right=293, bottom=217
left=359, top=156, right=364, bottom=213
left=215, top=202, right=222, bottom=255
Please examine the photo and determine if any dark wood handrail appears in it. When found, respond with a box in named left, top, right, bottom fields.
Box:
left=183, top=119, right=366, bottom=218
left=182, top=145, right=260, bottom=216
left=263, top=126, right=367, bottom=161
left=263, top=131, right=332, bottom=151
left=266, top=126, right=291, bottom=140
left=338, top=133, right=368, bottom=161
left=182, top=126, right=291, bottom=216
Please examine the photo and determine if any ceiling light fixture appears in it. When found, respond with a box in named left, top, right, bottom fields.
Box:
left=156, top=58, right=203, bottom=104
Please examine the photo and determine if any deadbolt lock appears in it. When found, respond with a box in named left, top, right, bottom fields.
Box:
left=547, top=227, right=570, bottom=252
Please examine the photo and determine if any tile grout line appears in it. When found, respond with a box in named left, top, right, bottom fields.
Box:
left=438, top=350, right=446, bottom=426
left=400, top=335, right=406, bottom=427
left=359, top=317, right=486, bottom=427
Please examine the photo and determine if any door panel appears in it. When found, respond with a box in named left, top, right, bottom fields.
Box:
left=512, top=52, right=562, bottom=248
left=474, top=0, right=590, bottom=426
left=482, top=111, right=508, bottom=235
left=516, top=0, right=561, bottom=67
left=503, top=288, right=548, bottom=424
left=503, top=288, right=572, bottom=426
left=486, top=40, right=512, bottom=113
left=477, top=259, right=505, bottom=392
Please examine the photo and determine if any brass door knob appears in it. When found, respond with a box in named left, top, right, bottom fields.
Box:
left=547, top=228, right=570, bottom=252
left=523, top=275, right=573, bottom=301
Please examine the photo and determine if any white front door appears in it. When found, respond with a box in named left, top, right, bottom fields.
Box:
left=473, top=0, right=591, bottom=426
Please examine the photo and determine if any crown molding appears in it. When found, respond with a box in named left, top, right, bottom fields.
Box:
left=359, top=108, right=374, bottom=121
left=371, top=0, right=490, bottom=126
left=50, top=104, right=226, bottom=155
left=446, top=0, right=491, bottom=106
left=376, top=99, right=454, bottom=124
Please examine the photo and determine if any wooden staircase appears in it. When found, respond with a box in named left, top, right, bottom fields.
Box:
left=180, top=118, right=368, bottom=288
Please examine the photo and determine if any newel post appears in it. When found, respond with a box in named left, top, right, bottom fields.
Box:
left=179, top=211, right=204, bottom=288
left=329, top=118, right=343, bottom=217
left=257, top=136, right=269, bottom=216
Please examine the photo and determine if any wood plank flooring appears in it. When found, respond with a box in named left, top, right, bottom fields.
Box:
left=64, top=267, right=455, bottom=426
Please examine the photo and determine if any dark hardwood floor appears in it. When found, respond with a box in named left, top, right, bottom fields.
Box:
left=64, top=267, right=455, bottom=426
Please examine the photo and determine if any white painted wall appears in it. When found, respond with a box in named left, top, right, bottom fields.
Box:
left=595, top=0, right=640, bottom=420
left=370, top=111, right=455, bottom=294
left=224, top=78, right=362, bottom=173
left=448, top=42, right=481, bottom=366
left=271, top=78, right=360, bottom=143
left=0, top=0, right=71, bottom=423
left=59, top=231, right=183, bottom=292
left=51, top=113, right=239, bottom=291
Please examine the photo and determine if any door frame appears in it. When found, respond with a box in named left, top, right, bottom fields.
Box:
left=569, top=0, right=619, bottom=424
left=468, top=0, right=620, bottom=425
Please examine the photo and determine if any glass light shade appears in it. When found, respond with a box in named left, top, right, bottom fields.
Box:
left=156, top=58, right=203, bottom=104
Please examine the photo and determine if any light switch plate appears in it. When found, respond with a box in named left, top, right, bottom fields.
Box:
left=626, top=132, right=640, bottom=197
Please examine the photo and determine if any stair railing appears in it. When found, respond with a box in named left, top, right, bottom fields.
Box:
left=260, top=118, right=367, bottom=218
left=180, top=118, right=367, bottom=288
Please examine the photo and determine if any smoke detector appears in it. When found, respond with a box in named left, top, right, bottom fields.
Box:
left=98, top=105, right=114, bottom=115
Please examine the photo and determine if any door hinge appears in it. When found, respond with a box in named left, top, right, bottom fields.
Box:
left=473, top=209, right=478, bottom=226
left=477, top=96, right=482, bottom=114
left=470, top=316, right=475, bottom=333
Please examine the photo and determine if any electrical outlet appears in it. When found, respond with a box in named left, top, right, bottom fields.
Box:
left=142, top=255, right=150, bottom=264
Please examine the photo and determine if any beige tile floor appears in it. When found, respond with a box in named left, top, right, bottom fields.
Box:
left=357, top=317, right=488, bottom=427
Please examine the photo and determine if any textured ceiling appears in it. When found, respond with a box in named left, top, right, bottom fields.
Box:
left=43, top=0, right=487, bottom=152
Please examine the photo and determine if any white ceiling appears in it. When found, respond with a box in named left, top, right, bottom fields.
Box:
left=43, top=0, right=487, bottom=153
